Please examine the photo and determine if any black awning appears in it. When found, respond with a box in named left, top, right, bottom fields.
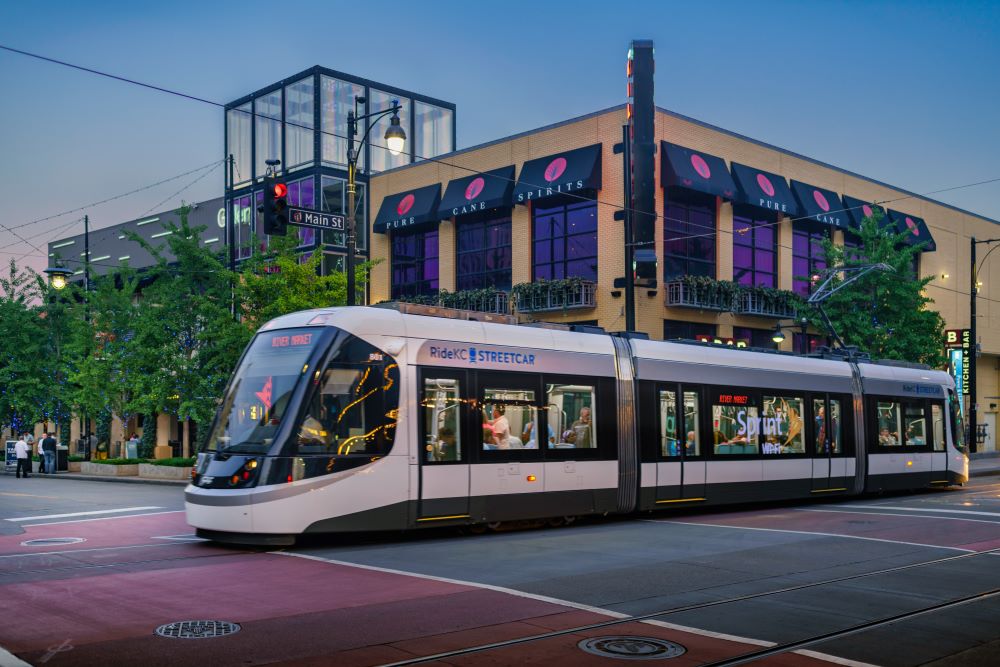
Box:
left=731, top=163, right=799, bottom=217
left=514, top=144, right=602, bottom=205
left=843, top=195, right=890, bottom=231
left=790, top=180, right=849, bottom=230
left=888, top=209, right=937, bottom=252
left=373, top=184, right=442, bottom=234
left=661, top=142, right=737, bottom=199
left=438, top=166, right=515, bottom=218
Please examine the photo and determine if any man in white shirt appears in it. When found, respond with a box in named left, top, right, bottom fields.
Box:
left=36, top=437, right=46, bottom=473
left=14, top=434, right=31, bottom=478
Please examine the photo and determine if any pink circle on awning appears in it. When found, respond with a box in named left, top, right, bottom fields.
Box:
left=862, top=204, right=874, bottom=218
left=690, top=154, right=712, bottom=179
left=544, top=157, right=567, bottom=182
left=813, top=190, right=830, bottom=212
left=906, top=217, right=920, bottom=235
left=757, top=173, right=775, bottom=197
left=397, top=194, right=415, bottom=216
left=465, top=177, right=485, bottom=201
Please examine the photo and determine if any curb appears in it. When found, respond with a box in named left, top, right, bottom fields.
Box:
left=0, top=471, right=187, bottom=487
left=971, top=468, right=1000, bottom=479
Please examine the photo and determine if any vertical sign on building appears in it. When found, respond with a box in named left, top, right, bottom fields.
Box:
left=628, top=40, right=657, bottom=286
left=944, top=328, right=971, bottom=418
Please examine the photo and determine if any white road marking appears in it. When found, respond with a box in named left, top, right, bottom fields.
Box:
left=22, top=510, right=183, bottom=527
left=799, top=507, right=1000, bottom=525
left=0, top=542, right=188, bottom=559
left=6, top=506, right=162, bottom=522
left=852, top=505, right=1000, bottom=518
left=151, top=534, right=206, bottom=542
left=645, top=519, right=975, bottom=552
left=278, top=551, right=877, bottom=667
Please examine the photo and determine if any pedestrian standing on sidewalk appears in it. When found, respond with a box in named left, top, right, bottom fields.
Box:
left=41, top=432, right=57, bottom=474
left=36, top=435, right=46, bottom=473
left=14, top=434, right=31, bottom=478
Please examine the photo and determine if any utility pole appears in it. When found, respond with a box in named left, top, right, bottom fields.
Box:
left=83, top=214, right=91, bottom=459
left=621, top=124, right=635, bottom=332
left=970, top=236, right=977, bottom=452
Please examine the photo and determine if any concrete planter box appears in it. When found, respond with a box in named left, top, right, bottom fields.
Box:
left=139, top=463, right=193, bottom=481
left=67, top=462, right=82, bottom=472
left=81, top=462, right=139, bottom=476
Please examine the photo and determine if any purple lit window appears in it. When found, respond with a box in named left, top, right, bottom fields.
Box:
left=233, top=194, right=253, bottom=259
left=288, top=177, right=316, bottom=247
left=456, top=212, right=512, bottom=291
left=792, top=223, right=828, bottom=296
left=391, top=229, right=438, bottom=298
left=733, top=206, right=777, bottom=288
left=664, top=190, right=716, bottom=279
left=533, top=201, right=598, bottom=281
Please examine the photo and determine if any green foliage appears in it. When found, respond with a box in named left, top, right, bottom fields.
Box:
left=803, top=209, right=946, bottom=366
left=95, top=407, right=112, bottom=448
left=148, top=456, right=196, bottom=467
left=67, top=455, right=86, bottom=462
left=92, top=458, right=145, bottom=465
left=0, top=260, right=49, bottom=431
left=139, top=415, right=157, bottom=459
left=394, top=287, right=509, bottom=313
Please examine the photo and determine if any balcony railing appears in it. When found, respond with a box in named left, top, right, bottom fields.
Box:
left=664, top=280, right=732, bottom=311
left=732, top=291, right=799, bottom=319
left=515, top=280, right=597, bottom=313
left=443, top=291, right=510, bottom=314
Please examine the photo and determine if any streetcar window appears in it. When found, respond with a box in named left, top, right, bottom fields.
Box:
left=903, top=403, right=928, bottom=447
left=546, top=384, right=595, bottom=449
left=712, top=391, right=759, bottom=454
left=876, top=401, right=902, bottom=447
left=660, top=389, right=679, bottom=457
left=761, top=395, right=805, bottom=454
left=683, top=390, right=701, bottom=456
left=949, top=391, right=967, bottom=453
left=423, top=377, right=462, bottom=462
left=932, top=403, right=945, bottom=452
left=206, top=327, right=327, bottom=454
left=828, top=399, right=843, bottom=454
left=483, top=388, right=536, bottom=450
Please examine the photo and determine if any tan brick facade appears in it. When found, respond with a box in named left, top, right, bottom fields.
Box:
left=368, top=107, right=1000, bottom=445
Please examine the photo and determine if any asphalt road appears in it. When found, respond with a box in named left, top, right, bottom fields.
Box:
left=1, top=474, right=998, bottom=666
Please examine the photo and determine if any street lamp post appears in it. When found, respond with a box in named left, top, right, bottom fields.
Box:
left=346, top=98, right=406, bottom=306
left=770, top=316, right=811, bottom=353
left=43, top=262, right=73, bottom=452
left=970, top=236, right=1000, bottom=451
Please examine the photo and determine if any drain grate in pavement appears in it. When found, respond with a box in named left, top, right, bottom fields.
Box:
left=155, top=620, right=241, bottom=639
left=20, top=537, right=86, bottom=546
left=578, top=636, right=686, bottom=660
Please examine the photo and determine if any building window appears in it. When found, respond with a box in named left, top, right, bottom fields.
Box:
left=663, top=320, right=717, bottom=341
left=369, top=89, right=411, bottom=173
left=320, top=76, right=365, bottom=171
left=254, top=91, right=282, bottom=180
left=391, top=229, right=438, bottom=298
left=414, top=101, right=454, bottom=162
left=288, top=177, right=316, bottom=247
left=456, top=212, right=512, bottom=291
left=532, top=201, right=598, bottom=281
left=226, top=103, right=252, bottom=186
left=232, top=194, right=253, bottom=259
left=792, top=224, right=828, bottom=296
left=321, top=176, right=366, bottom=250
left=664, top=190, right=716, bottom=280
left=732, top=326, right=776, bottom=350
left=733, top=206, right=777, bottom=288
left=284, top=77, right=314, bottom=169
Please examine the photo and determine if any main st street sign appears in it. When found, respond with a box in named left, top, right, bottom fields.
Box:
left=288, top=207, right=345, bottom=231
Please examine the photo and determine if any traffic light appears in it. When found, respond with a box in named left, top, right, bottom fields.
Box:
left=260, top=175, right=289, bottom=236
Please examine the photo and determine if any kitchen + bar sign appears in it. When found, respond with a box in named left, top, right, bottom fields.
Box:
left=288, top=207, right=345, bottom=231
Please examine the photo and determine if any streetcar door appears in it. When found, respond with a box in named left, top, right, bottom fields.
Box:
left=656, top=386, right=705, bottom=502
left=418, top=370, right=470, bottom=521
left=811, top=395, right=834, bottom=491
left=930, top=401, right=948, bottom=484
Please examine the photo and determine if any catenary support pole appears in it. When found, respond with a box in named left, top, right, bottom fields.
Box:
left=622, top=124, right=635, bottom=332
left=970, top=236, right=977, bottom=452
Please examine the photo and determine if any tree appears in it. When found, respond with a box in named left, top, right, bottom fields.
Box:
left=0, top=260, right=48, bottom=434
left=805, top=209, right=946, bottom=366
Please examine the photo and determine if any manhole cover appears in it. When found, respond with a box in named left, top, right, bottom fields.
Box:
left=578, top=636, right=686, bottom=660
left=20, top=537, right=86, bottom=546
left=154, top=620, right=241, bottom=639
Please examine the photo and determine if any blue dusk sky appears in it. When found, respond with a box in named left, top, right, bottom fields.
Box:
left=1, top=0, right=999, bottom=273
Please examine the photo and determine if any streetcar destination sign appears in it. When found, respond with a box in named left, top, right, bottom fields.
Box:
left=288, top=207, right=345, bottom=231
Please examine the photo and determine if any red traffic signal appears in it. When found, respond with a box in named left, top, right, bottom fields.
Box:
left=273, top=182, right=288, bottom=199
left=261, top=175, right=289, bottom=236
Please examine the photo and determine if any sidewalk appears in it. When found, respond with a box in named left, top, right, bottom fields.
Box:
left=970, top=451, right=1000, bottom=477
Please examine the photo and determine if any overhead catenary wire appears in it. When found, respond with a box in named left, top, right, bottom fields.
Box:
left=3, top=43, right=1000, bottom=273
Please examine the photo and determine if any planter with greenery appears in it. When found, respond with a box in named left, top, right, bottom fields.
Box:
left=665, top=276, right=738, bottom=311
left=81, top=458, right=143, bottom=476
left=139, top=457, right=196, bottom=480
left=732, top=285, right=801, bottom=319
left=512, top=278, right=595, bottom=313
left=395, top=288, right=510, bottom=314
left=67, top=454, right=84, bottom=472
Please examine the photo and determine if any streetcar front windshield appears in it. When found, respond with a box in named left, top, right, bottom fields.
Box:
left=206, top=328, right=328, bottom=454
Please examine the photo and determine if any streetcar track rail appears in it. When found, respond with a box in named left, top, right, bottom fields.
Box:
left=374, top=545, right=1000, bottom=666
